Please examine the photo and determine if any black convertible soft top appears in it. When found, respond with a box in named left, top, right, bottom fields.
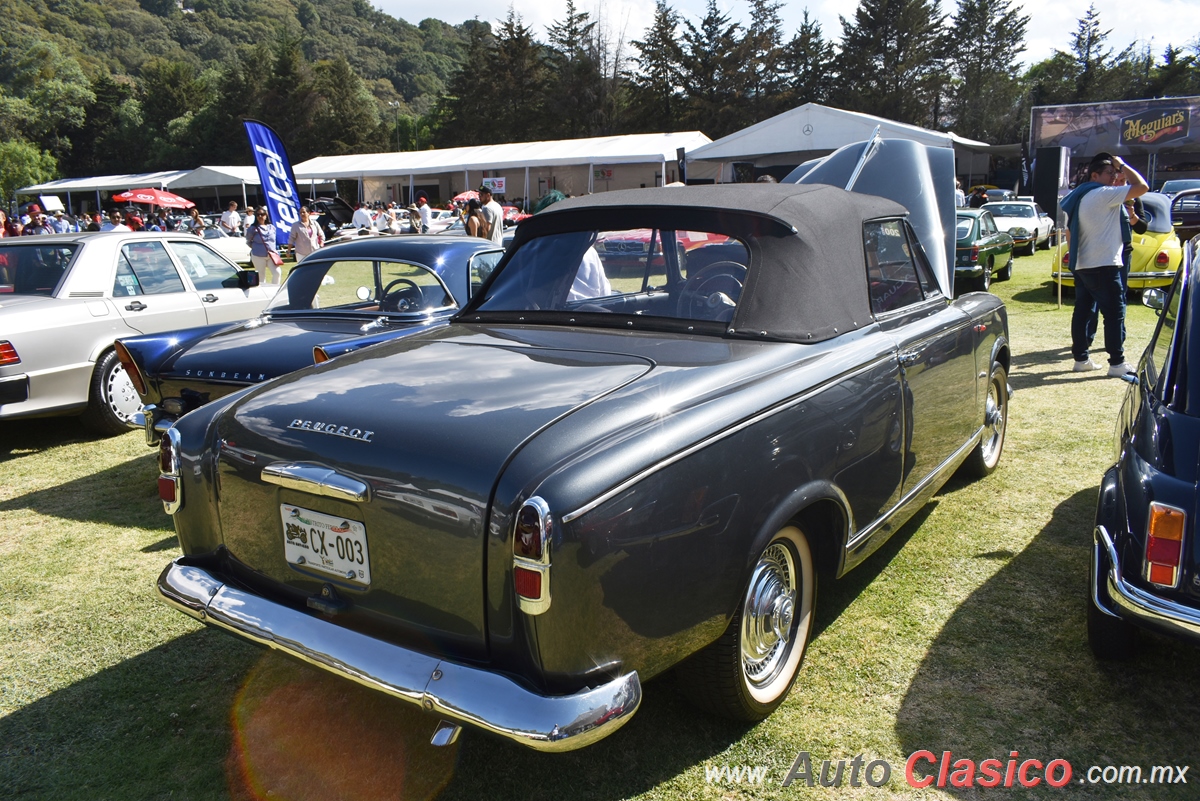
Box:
left=499, top=183, right=908, bottom=343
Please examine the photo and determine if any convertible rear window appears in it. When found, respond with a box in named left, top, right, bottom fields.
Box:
left=473, top=228, right=750, bottom=325
left=985, top=204, right=1035, bottom=218
left=0, top=244, right=77, bottom=295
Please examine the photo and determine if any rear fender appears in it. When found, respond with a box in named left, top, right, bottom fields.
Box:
left=746, top=480, right=853, bottom=581
left=117, top=323, right=233, bottom=377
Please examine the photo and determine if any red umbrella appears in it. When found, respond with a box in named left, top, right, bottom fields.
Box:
left=451, top=190, right=479, bottom=203
left=111, top=188, right=196, bottom=209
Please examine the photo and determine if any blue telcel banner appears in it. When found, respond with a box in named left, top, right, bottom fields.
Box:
left=243, top=119, right=302, bottom=247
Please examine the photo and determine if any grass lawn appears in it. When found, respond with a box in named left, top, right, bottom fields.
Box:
left=3, top=248, right=1199, bottom=799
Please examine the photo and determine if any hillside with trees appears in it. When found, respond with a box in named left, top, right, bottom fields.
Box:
left=1, top=0, right=1199, bottom=198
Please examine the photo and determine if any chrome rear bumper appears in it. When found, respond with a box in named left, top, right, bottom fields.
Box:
left=1092, top=525, right=1200, bottom=642
left=157, top=559, right=642, bottom=751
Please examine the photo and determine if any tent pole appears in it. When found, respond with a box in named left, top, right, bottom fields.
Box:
left=588, top=163, right=594, bottom=194
left=66, top=191, right=72, bottom=217
left=96, top=189, right=101, bottom=211
left=409, top=174, right=414, bottom=205
left=242, top=183, right=248, bottom=210
left=524, top=167, right=529, bottom=210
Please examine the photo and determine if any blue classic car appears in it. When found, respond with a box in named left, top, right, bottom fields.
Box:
left=1089, top=235, right=1200, bottom=658
left=118, top=236, right=504, bottom=444
left=154, top=139, right=1010, bottom=751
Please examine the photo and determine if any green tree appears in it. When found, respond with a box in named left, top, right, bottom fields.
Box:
left=140, top=58, right=212, bottom=140
left=742, top=0, right=787, bottom=120
left=946, top=0, right=1028, bottom=142
left=0, top=139, right=58, bottom=205
left=782, top=10, right=836, bottom=107
left=836, top=0, right=950, bottom=127
left=3, top=40, right=95, bottom=160
left=545, top=0, right=602, bottom=137
left=491, top=10, right=550, bottom=143
left=307, top=56, right=385, bottom=156
left=679, top=0, right=744, bottom=137
left=430, top=21, right=496, bottom=147
left=628, top=2, right=685, bottom=132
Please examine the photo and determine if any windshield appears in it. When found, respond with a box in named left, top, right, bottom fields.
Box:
left=984, top=203, right=1034, bottom=218
left=1161, top=180, right=1200, bottom=194
left=0, top=244, right=77, bottom=295
left=266, top=258, right=455, bottom=314
left=472, top=228, right=747, bottom=326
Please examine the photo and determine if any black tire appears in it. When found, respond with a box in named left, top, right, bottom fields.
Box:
left=79, top=349, right=143, bottom=436
left=997, top=256, right=1013, bottom=282
left=1087, top=595, right=1138, bottom=660
left=962, top=360, right=1007, bottom=477
left=676, top=525, right=815, bottom=720
left=976, top=259, right=993, bottom=293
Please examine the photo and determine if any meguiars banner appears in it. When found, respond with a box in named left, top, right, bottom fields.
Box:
left=1030, top=97, right=1200, bottom=156
left=244, top=119, right=302, bottom=246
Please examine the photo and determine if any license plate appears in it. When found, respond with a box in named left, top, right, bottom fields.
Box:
left=281, top=505, right=371, bottom=585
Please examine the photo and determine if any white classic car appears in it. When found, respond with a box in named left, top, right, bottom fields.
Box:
left=0, top=232, right=272, bottom=434
left=197, top=226, right=253, bottom=264
left=981, top=200, right=1053, bottom=256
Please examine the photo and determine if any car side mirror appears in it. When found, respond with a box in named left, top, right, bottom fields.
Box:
left=1142, top=288, right=1165, bottom=314
left=239, top=270, right=260, bottom=290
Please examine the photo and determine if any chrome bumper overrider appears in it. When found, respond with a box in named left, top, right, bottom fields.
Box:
left=1092, top=525, right=1200, bottom=641
left=157, top=559, right=642, bottom=751
left=132, top=404, right=175, bottom=445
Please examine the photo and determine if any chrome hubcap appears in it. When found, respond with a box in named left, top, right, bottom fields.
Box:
left=105, top=362, right=143, bottom=423
left=741, top=542, right=798, bottom=687
left=982, top=377, right=1004, bottom=461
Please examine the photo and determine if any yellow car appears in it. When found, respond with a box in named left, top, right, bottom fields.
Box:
left=1052, top=192, right=1182, bottom=291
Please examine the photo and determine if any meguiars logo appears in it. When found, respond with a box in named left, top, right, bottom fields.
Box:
left=1121, top=109, right=1189, bottom=145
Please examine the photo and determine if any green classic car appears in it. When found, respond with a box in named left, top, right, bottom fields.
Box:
left=955, top=209, right=1014, bottom=294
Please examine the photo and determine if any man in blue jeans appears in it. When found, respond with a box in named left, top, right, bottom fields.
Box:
left=1060, top=152, right=1148, bottom=377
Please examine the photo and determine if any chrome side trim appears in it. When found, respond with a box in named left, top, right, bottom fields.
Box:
left=157, top=560, right=642, bottom=751
left=1095, top=525, right=1200, bottom=640
left=845, top=428, right=981, bottom=552
left=261, top=462, right=369, bottom=503
left=563, top=355, right=894, bottom=524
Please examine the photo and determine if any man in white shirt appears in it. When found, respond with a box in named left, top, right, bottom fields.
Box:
left=478, top=186, right=504, bottom=246
left=220, top=201, right=241, bottom=235
left=1062, top=152, right=1148, bottom=377
left=352, top=202, right=374, bottom=230
left=100, top=210, right=132, bottom=232
left=417, top=196, right=432, bottom=233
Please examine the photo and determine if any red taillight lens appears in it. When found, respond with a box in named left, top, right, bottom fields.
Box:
left=970, top=246, right=979, bottom=263
left=1145, top=502, right=1185, bottom=588
left=514, top=566, right=542, bottom=599
left=157, top=475, right=178, bottom=503
left=1156, top=251, right=1170, bottom=266
left=1062, top=252, right=1070, bottom=266
left=159, top=437, right=174, bottom=474
left=0, top=340, right=19, bottom=366
left=113, top=341, right=146, bottom=396
left=514, top=504, right=544, bottom=560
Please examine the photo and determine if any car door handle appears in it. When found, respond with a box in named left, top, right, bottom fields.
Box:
left=202, top=294, right=218, bottom=303
left=125, top=301, right=147, bottom=311
left=898, top=351, right=921, bottom=367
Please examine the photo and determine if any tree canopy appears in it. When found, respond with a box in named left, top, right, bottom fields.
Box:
left=2, top=0, right=1199, bottom=196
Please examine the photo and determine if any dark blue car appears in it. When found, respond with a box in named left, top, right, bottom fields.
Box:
left=118, top=235, right=504, bottom=444
left=1089, top=235, right=1200, bottom=657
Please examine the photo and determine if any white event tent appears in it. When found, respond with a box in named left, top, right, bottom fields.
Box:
left=20, top=166, right=335, bottom=214
left=687, top=103, right=995, bottom=182
left=292, top=132, right=717, bottom=207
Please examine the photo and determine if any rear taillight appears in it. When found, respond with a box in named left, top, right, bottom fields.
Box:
left=513, top=497, right=551, bottom=614
left=1156, top=251, right=1170, bottom=266
left=970, top=246, right=979, bottom=263
left=158, top=427, right=182, bottom=514
left=1062, top=252, right=1070, bottom=266
left=113, top=341, right=147, bottom=396
left=0, top=341, right=19, bottom=366
left=1145, top=502, right=1185, bottom=588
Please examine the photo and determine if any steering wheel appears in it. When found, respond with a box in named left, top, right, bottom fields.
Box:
left=380, top=278, right=423, bottom=312
left=676, top=261, right=747, bottom=320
